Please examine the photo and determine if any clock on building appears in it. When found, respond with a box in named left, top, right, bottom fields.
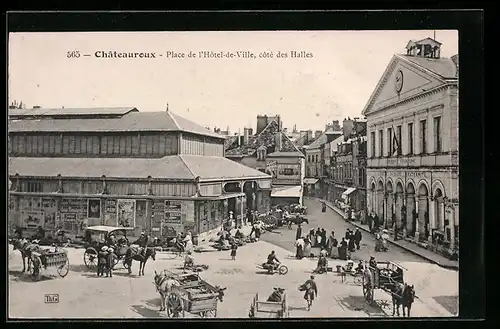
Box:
left=395, top=69, right=403, bottom=93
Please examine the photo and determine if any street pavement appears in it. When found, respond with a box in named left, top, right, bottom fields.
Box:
left=261, top=197, right=459, bottom=317
left=8, top=199, right=458, bottom=318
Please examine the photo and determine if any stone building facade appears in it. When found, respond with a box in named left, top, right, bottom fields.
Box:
left=363, top=38, right=459, bottom=258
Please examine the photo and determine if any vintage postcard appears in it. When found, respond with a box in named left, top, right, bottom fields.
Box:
left=8, top=29, right=459, bottom=319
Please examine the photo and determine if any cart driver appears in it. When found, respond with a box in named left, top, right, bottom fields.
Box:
left=106, top=232, right=116, bottom=247
left=134, top=231, right=149, bottom=257
left=355, top=260, right=364, bottom=274
left=369, top=256, right=377, bottom=269
left=266, top=251, right=280, bottom=270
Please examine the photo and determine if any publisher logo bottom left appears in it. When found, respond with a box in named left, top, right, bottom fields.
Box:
left=44, top=294, right=59, bottom=303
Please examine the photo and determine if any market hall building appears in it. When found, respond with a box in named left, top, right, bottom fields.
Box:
left=362, top=38, right=459, bottom=258
left=8, top=107, right=271, bottom=240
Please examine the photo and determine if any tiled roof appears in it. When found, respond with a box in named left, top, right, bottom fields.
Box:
left=304, top=127, right=335, bottom=150
left=267, top=151, right=305, bottom=158
left=180, top=155, right=270, bottom=181
left=399, top=54, right=458, bottom=79
left=9, top=155, right=270, bottom=182
left=225, top=119, right=302, bottom=156
left=8, top=107, right=138, bottom=118
left=8, top=110, right=224, bottom=139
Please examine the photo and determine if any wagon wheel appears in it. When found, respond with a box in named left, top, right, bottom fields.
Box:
left=199, top=309, right=217, bottom=318
left=83, top=248, right=98, bottom=269
left=278, top=265, right=288, bottom=275
left=166, top=293, right=184, bottom=318
left=57, top=258, right=70, bottom=277
left=30, top=255, right=42, bottom=282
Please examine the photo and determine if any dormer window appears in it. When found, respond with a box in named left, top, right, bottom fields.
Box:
left=257, top=147, right=267, bottom=161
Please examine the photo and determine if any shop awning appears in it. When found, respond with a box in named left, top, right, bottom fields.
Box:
left=303, top=178, right=319, bottom=185
left=271, top=185, right=302, bottom=198
left=342, top=187, right=357, bottom=197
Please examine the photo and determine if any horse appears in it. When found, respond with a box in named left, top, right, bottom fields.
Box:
left=11, top=238, right=40, bottom=273
left=153, top=270, right=182, bottom=313
left=125, top=246, right=156, bottom=276
left=391, top=283, right=416, bottom=317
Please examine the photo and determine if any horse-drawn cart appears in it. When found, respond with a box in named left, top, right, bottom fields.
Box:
left=82, top=226, right=135, bottom=269
left=362, top=261, right=406, bottom=305
left=161, top=272, right=225, bottom=318
left=30, top=248, right=69, bottom=281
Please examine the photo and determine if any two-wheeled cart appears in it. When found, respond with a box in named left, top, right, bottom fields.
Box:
left=164, top=272, right=225, bottom=318
left=30, top=247, right=70, bottom=281
left=362, top=261, right=407, bottom=307
left=249, top=292, right=289, bottom=318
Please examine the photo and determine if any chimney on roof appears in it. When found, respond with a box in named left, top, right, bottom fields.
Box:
left=275, top=132, right=282, bottom=152
left=243, top=127, right=252, bottom=145
left=33, top=106, right=41, bottom=109
left=166, top=103, right=169, bottom=112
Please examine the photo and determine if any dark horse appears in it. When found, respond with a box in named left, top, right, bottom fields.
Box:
left=391, top=283, right=416, bottom=317
left=11, top=238, right=40, bottom=273
left=125, top=246, right=156, bottom=276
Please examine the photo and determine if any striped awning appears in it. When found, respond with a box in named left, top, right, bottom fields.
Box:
left=342, top=187, right=357, bottom=197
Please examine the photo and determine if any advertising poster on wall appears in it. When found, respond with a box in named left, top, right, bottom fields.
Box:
left=136, top=200, right=147, bottom=231
left=21, top=211, right=44, bottom=228
left=104, top=199, right=117, bottom=226
left=88, top=199, right=101, bottom=219
left=117, top=199, right=135, bottom=228
left=42, top=198, right=57, bottom=229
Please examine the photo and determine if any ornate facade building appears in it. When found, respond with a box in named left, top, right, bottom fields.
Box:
left=363, top=38, right=459, bottom=258
left=8, top=107, right=271, bottom=240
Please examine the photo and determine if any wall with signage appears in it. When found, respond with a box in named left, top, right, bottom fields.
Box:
left=104, top=199, right=117, bottom=226
left=60, top=198, right=88, bottom=234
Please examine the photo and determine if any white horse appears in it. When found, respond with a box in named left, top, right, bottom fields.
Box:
left=153, top=270, right=181, bottom=312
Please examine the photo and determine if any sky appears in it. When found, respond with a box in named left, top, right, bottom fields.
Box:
left=8, top=30, right=458, bottom=133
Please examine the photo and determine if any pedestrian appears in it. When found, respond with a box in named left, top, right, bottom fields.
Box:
left=304, top=237, right=312, bottom=258
left=309, top=229, right=315, bottom=245
left=354, top=228, right=362, bottom=250
left=321, top=202, right=327, bottom=212
left=230, top=243, right=238, bottom=260
left=373, top=213, right=380, bottom=232
left=320, top=228, right=327, bottom=249
left=295, top=237, right=305, bottom=259
left=339, top=238, right=348, bottom=260
left=345, top=229, right=350, bottom=241
left=97, top=246, right=108, bottom=277
left=368, top=212, right=373, bottom=232
left=106, top=247, right=117, bottom=277
left=330, top=236, right=339, bottom=259
left=296, top=223, right=302, bottom=241
left=348, top=235, right=356, bottom=252
left=300, top=275, right=318, bottom=311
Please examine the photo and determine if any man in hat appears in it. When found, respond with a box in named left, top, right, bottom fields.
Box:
left=354, top=228, right=362, bottom=250
left=134, top=231, right=149, bottom=257
left=97, top=246, right=108, bottom=277
left=106, top=247, right=117, bottom=277
left=301, top=275, right=318, bottom=311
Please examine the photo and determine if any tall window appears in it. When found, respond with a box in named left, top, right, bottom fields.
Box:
left=387, top=128, right=393, bottom=156
left=434, top=116, right=442, bottom=153
left=370, top=131, right=376, bottom=158
left=379, top=130, right=384, bottom=157
left=407, top=123, right=414, bottom=155
left=396, top=125, right=402, bottom=155
left=420, top=120, right=427, bottom=154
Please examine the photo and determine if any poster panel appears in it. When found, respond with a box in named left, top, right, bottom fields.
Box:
left=21, top=211, right=44, bottom=228
left=117, top=199, right=136, bottom=228
left=88, top=199, right=101, bottom=219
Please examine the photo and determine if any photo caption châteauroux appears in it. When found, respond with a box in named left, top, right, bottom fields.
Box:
left=95, top=51, right=157, bottom=58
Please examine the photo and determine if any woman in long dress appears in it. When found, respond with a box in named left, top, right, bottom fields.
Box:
left=303, top=237, right=312, bottom=258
